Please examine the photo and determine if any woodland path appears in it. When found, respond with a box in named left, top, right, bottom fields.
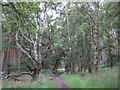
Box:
left=52, top=72, right=70, bottom=89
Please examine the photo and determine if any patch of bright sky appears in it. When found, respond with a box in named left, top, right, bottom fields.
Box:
left=2, top=0, right=67, bottom=23
left=48, top=2, right=67, bottom=19
left=39, top=1, right=67, bottom=20
left=2, top=0, right=7, bottom=2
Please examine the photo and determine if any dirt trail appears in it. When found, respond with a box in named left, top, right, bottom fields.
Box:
left=52, top=72, right=70, bottom=88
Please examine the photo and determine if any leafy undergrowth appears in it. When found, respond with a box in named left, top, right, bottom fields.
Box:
left=2, top=74, right=55, bottom=88
left=60, top=66, right=118, bottom=88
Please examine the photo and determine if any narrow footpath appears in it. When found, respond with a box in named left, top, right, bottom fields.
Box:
left=52, top=72, right=70, bottom=89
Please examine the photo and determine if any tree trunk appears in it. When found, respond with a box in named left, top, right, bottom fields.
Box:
left=65, top=62, right=70, bottom=74
left=26, top=65, right=41, bottom=82
left=0, top=51, right=4, bottom=73
left=31, top=67, right=40, bottom=82
left=93, top=2, right=100, bottom=73
left=52, top=52, right=60, bottom=73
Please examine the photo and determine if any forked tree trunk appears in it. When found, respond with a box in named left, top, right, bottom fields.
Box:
left=26, top=65, right=41, bottom=82
left=31, top=67, right=40, bottom=82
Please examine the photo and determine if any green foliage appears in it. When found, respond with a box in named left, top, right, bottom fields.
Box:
left=79, top=23, right=90, bottom=31
left=57, top=68, right=65, bottom=72
left=98, top=64, right=108, bottom=68
left=8, top=62, right=18, bottom=73
left=0, top=72, right=4, bottom=78
left=40, top=69, right=52, bottom=75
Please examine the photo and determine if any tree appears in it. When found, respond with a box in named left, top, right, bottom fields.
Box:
left=1, top=1, right=119, bottom=79
left=2, top=2, right=62, bottom=81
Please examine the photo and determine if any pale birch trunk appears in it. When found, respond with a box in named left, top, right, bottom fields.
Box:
left=33, top=41, right=38, bottom=65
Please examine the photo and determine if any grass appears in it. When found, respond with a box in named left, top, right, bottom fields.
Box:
left=2, top=74, right=56, bottom=88
left=60, top=66, right=118, bottom=88
left=22, top=80, right=55, bottom=88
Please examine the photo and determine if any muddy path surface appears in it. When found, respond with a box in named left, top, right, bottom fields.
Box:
left=52, top=72, right=70, bottom=88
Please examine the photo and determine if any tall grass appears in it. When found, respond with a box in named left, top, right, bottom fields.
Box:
left=60, top=66, right=118, bottom=88
left=2, top=74, right=56, bottom=88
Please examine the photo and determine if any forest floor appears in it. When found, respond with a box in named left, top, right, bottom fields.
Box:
left=52, top=72, right=70, bottom=88
left=2, top=66, right=118, bottom=88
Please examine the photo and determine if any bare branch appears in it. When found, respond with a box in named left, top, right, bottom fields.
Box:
left=20, top=30, right=34, bottom=44
left=42, top=45, right=50, bottom=59
left=16, top=32, right=39, bottom=65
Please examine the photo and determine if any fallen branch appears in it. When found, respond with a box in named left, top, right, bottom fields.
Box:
left=4, top=72, right=32, bottom=81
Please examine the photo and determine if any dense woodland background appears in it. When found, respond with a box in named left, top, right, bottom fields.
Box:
left=0, top=1, right=120, bottom=87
